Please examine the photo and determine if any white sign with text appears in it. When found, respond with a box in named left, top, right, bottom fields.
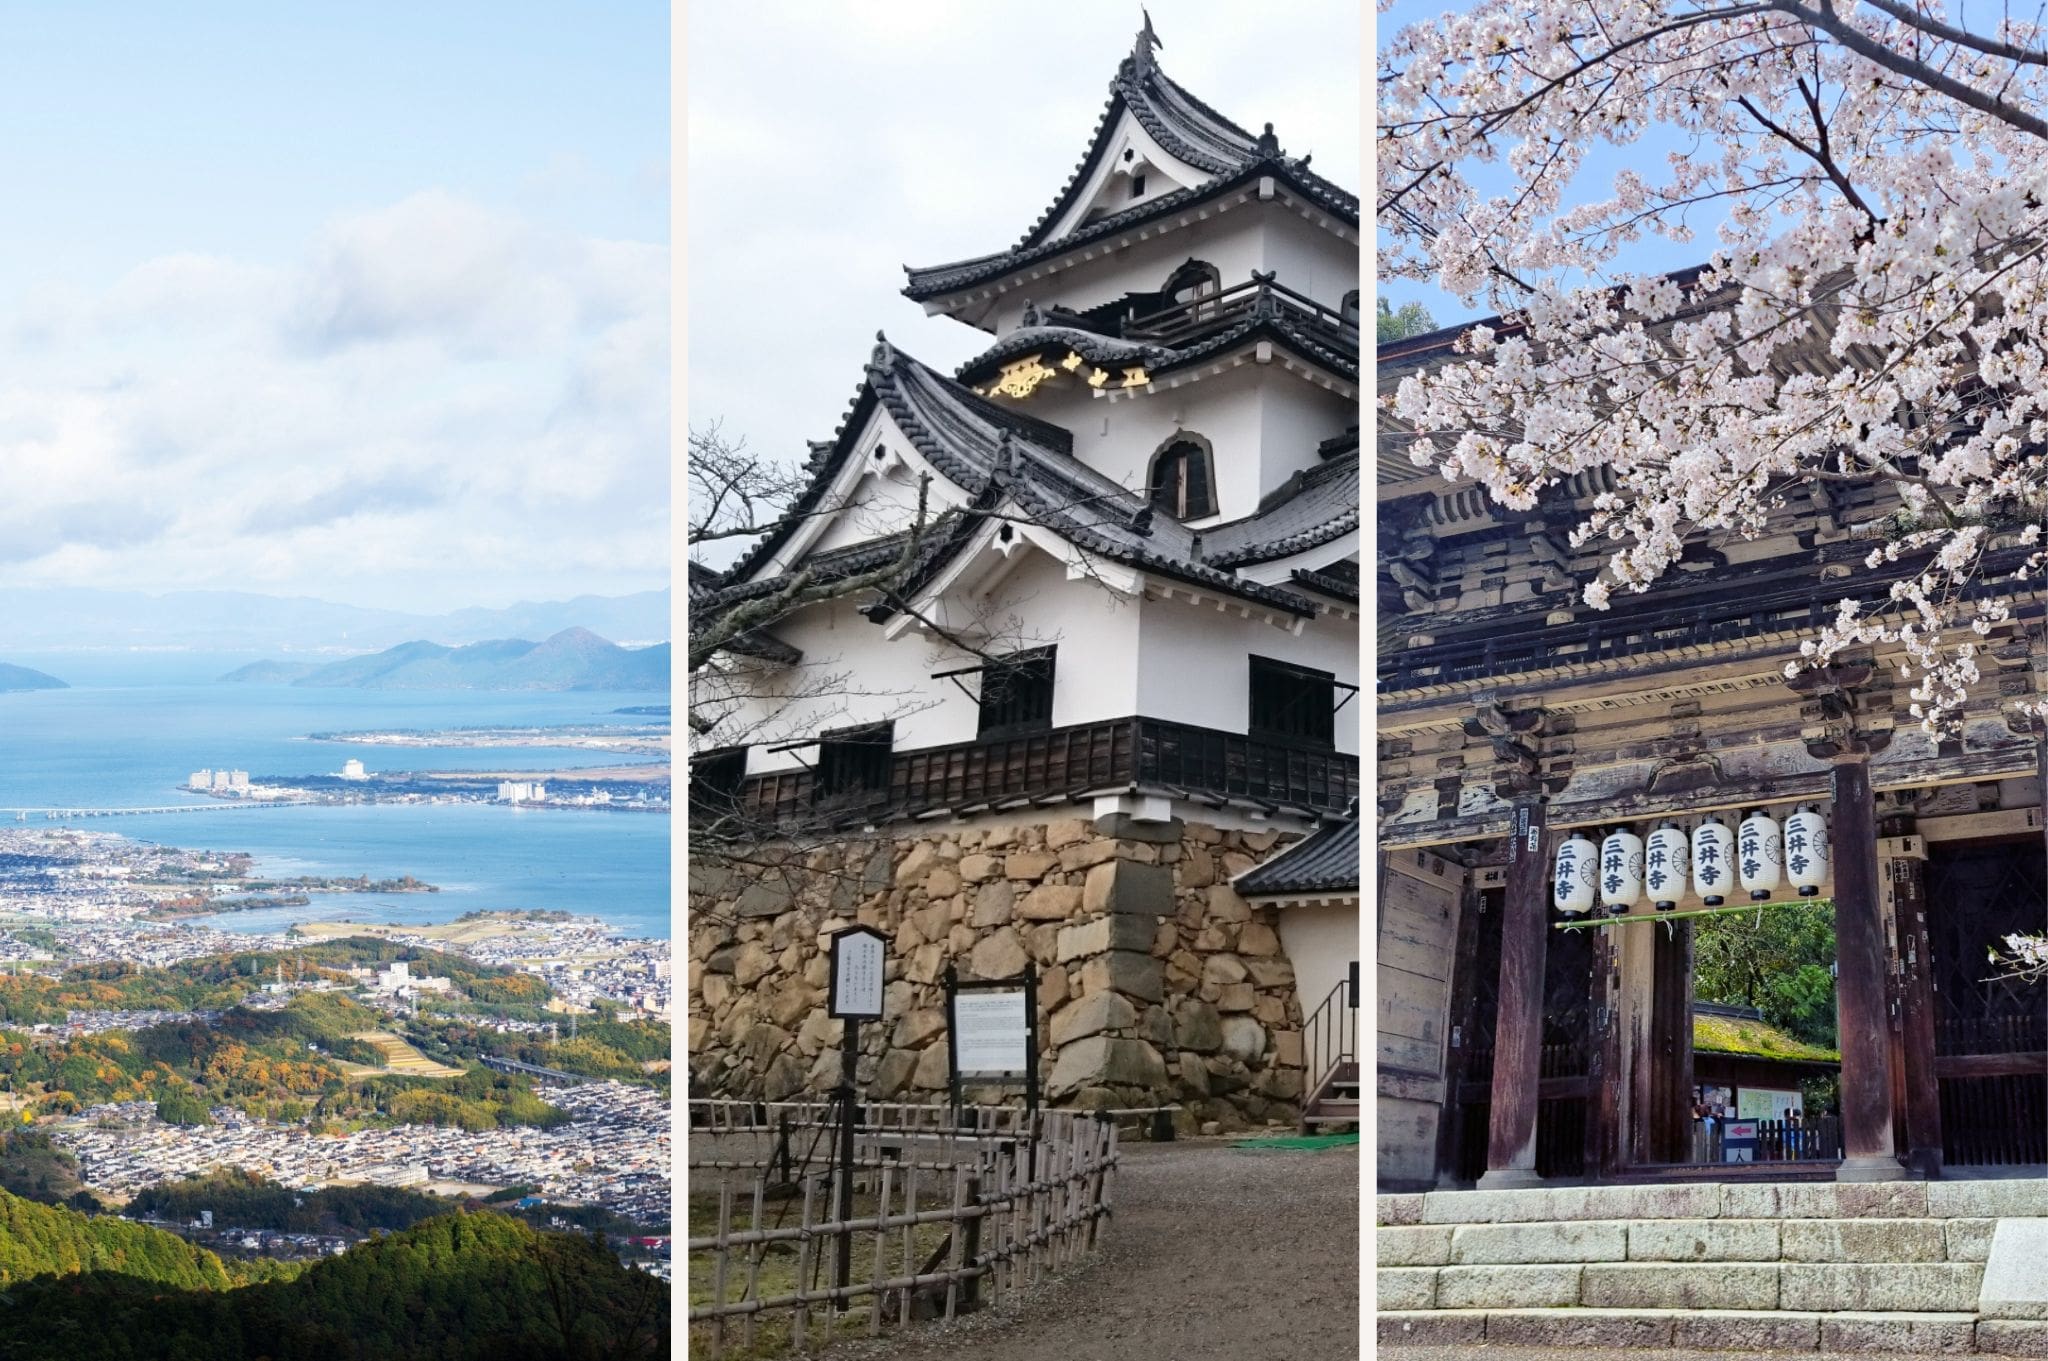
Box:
left=953, top=990, right=1029, bottom=1074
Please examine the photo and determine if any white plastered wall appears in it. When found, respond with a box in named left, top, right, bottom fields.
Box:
left=1135, top=592, right=1360, bottom=755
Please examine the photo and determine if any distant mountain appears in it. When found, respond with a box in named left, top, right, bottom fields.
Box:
left=0, top=662, right=66, bottom=692
left=225, top=628, right=670, bottom=691
left=217, top=659, right=320, bottom=684
left=0, top=587, right=669, bottom=652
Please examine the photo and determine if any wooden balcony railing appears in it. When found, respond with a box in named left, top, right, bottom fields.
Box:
left=1120, top=275, right=1358, bottom=351
left=719, top=715, right=1357, bottom=832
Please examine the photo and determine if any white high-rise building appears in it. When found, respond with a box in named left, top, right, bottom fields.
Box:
left=189, top=770, right=213, bottom=790
left=341, top=759, right=368, bottom=781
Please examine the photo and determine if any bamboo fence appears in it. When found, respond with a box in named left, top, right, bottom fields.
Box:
left=687, top=1100, right=1119, bottom=1357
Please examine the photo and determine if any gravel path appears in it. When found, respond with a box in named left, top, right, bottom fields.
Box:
left=823, top=1138, right=1360, bottom=1361
left=1386, top=1348, right=1997, bottom=1361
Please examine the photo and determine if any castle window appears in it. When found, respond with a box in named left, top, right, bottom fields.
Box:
left=1130, top=173, right=1147, bottom=200
left=688, top=747, right=748, bottom=820
left=977, top=646, right=1056, bottom=737
left=1148, top=437, right=1215, bottom=520
left=1165, top=259, right=1221, bottom=319
left=1341, top=289, right=1360, bottom=326
left=814, top=722, right=893, bottom=801
left=1248, top=656, right=1336, bottom=748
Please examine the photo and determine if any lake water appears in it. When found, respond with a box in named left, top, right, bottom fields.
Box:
left=0, top=652, right=670, bottom=939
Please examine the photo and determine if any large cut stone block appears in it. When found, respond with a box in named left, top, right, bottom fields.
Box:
left=1930, top=1180, right=2048, bottom=1219
left=1377, top=1226, right=1453, bottom=1267
left=1780, top=1217, right=1948, bottom=1263
left=1434, top=1264, right=1583, bottom=1309
left=1082, top=859, right=1175, bottom=916
left=1450, top=1220, right=1627, bottom=1265
left=1580, top=1262, right=1779, bottom=1311
left=1078, top=950, right=1162, bottom=1003
left=1421, top=1188, right=1562, bottom=1224
left=1484, top=1308, right=1675, bottom=1348
left=1946, top=1218, right=1998, bottom=1262
left=1377, top=1311, right=1483, bottom=1346
left=1981, top=1219, right=2048, bottom=1321
left=1779, top=1262, right=1983, bottom=1312
left=1626, top=1218, right=1780, bottom=1262
left=1671, top=1309, right=1822, bottom=1351
left=1044, top=1035, right=1166, bottom=1097
left=1976, top=1320, right=2048, bottom=1358
left=1557, top=1183, right=1722, bottom=1222
left=1723, top=1181, right=1928, bottom=1220
left=1375, top=1267, right=1437, bottom=1310
left=1819, top=1311, right=1977, bottom=1354
left=1377, top=1193, right=1424, bottom=1226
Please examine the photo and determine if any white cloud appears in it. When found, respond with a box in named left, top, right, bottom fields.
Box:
left=0, top=189, right=669, bottom=611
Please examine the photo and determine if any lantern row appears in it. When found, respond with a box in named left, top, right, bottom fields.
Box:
left=1553, top=806, right=1831, bottom=918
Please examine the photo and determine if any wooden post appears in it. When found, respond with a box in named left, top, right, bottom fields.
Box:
left=1646, top=919, right=1694, bottom=1164
left=1435, top=873, right=1485, bottom=1186
left=1832, top=758, right=1906, bottom=1181
left=1884, top=822, right=1942, bottom=1179
left=1588, top=925, right=1625, bottom=1177
left=1480, top=801, right=1549, bottom=1188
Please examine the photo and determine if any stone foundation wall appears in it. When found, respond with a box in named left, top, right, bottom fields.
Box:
left=688, top=814, right=1308, bottom=1128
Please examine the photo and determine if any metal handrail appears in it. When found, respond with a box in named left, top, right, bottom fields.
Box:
left=1302, top=965, right=1359, bottom=1107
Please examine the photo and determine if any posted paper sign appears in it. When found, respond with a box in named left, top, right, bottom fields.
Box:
left=829, top=928, right=886, bottom=1018
left=954, top=990, right=1029, bottom=1074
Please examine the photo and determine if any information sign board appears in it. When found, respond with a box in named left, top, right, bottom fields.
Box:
left=828, top=925, right=886, bottom=1019
left=953, top=989, right=1029, bottom=1074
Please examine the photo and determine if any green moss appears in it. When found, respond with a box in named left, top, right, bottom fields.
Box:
left=1692, top=1013, right=1839, bottom=1063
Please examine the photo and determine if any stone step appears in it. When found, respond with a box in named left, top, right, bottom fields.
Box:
left=1379, top=1216, right=1999, bottom=1266
left=1378, top=1308, right=2048, bottom=1356
left=1377, top=1178, right=2048, bottom=1227
left=1377, top=1259, right=1988, bottom=1313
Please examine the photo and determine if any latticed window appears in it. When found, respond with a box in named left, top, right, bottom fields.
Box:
left=977, top=647, right=1055, bottom=738
left=1148, top=438, right=1215, bottom=519
left=1248, top=655, right=1336, bottom=747
left=688, top=747, right=747, bottom=820
left=814, top=722, right=893, bottom=800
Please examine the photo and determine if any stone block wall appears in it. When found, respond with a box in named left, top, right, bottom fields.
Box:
left=688, top=814, right=1309, bottom=1127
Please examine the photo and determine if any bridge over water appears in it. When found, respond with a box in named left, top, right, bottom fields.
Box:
left=0, top=802, right=294, bottom=821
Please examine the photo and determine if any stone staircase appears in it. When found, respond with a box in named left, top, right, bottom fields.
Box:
left=1377, top=1179, right=2048, bottom=1355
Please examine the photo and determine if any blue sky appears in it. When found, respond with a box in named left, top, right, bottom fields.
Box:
left=1378, top=0, right=1708, bottom=334
left=0, top=3, right=668, bottom=612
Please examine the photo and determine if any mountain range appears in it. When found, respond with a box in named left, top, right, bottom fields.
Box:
left=0, top=587, right=669, bottom=653
left=220, top=628, right=669, bottom=692
left=0, top=662, right=66, bottom=692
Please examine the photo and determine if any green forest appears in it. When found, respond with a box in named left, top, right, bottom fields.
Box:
left=1693, top=900, right=1839, bottom=1049
left=0, top=1186, right=666, bottom=1359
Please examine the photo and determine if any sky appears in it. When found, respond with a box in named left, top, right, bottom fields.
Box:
left=1377, top=0, right=1706, bottom=335
left=684, top=0, right=1361, bottom=540
left=0, top=3, right=669, bottom=613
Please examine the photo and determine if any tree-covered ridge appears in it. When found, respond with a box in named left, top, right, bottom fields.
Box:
left=0, top=1191, right=667, bottom=1360
left=415, top=1009, right=670, bottom=1088
left=130, top=1168, right=665, bottom=1240
left=0, top=937, right=549, bottom=1027
left=1, top=990, right=568, bottom=1131
left=0, top=1182, right=231, bottom=1291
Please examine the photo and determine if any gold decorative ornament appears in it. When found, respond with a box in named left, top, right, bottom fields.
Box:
left=1087, top=367, right=1109, bottom=388
left=1059, top=351, right=1084, bottom=372
left=1121, top=366, right=1149, bottom=388
left=990, top=355, right=1059, bottom=399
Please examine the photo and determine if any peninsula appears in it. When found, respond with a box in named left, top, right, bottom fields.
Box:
left=219, top=628, right=668, bottom=692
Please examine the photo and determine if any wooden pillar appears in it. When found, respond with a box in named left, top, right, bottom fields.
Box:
left=1883, top=824, right=1941, bottom=1179
left=1646, top=921, right=1695, bottom=1164
left=1436, top=874, right=1486, bottom=1187
left=1479, top=801, right=1549, bottom=1188
left=1587, top=927, right=1624, bottom=1178
left=1832, top=758, right=1906, bottom=1181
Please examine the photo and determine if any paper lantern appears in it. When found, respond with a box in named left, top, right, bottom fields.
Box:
left=1738, top=810, right=1784, bottom=901
left=1692, top=816, right=1733, bottom=906
left=1644, top=823, right=1689, bottom=910
left=1599, top=827, right=1644, bottom=914
left=1784, top=805, right=1831, bottom=897
left=1553, top=832, right=1597, bottom=916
